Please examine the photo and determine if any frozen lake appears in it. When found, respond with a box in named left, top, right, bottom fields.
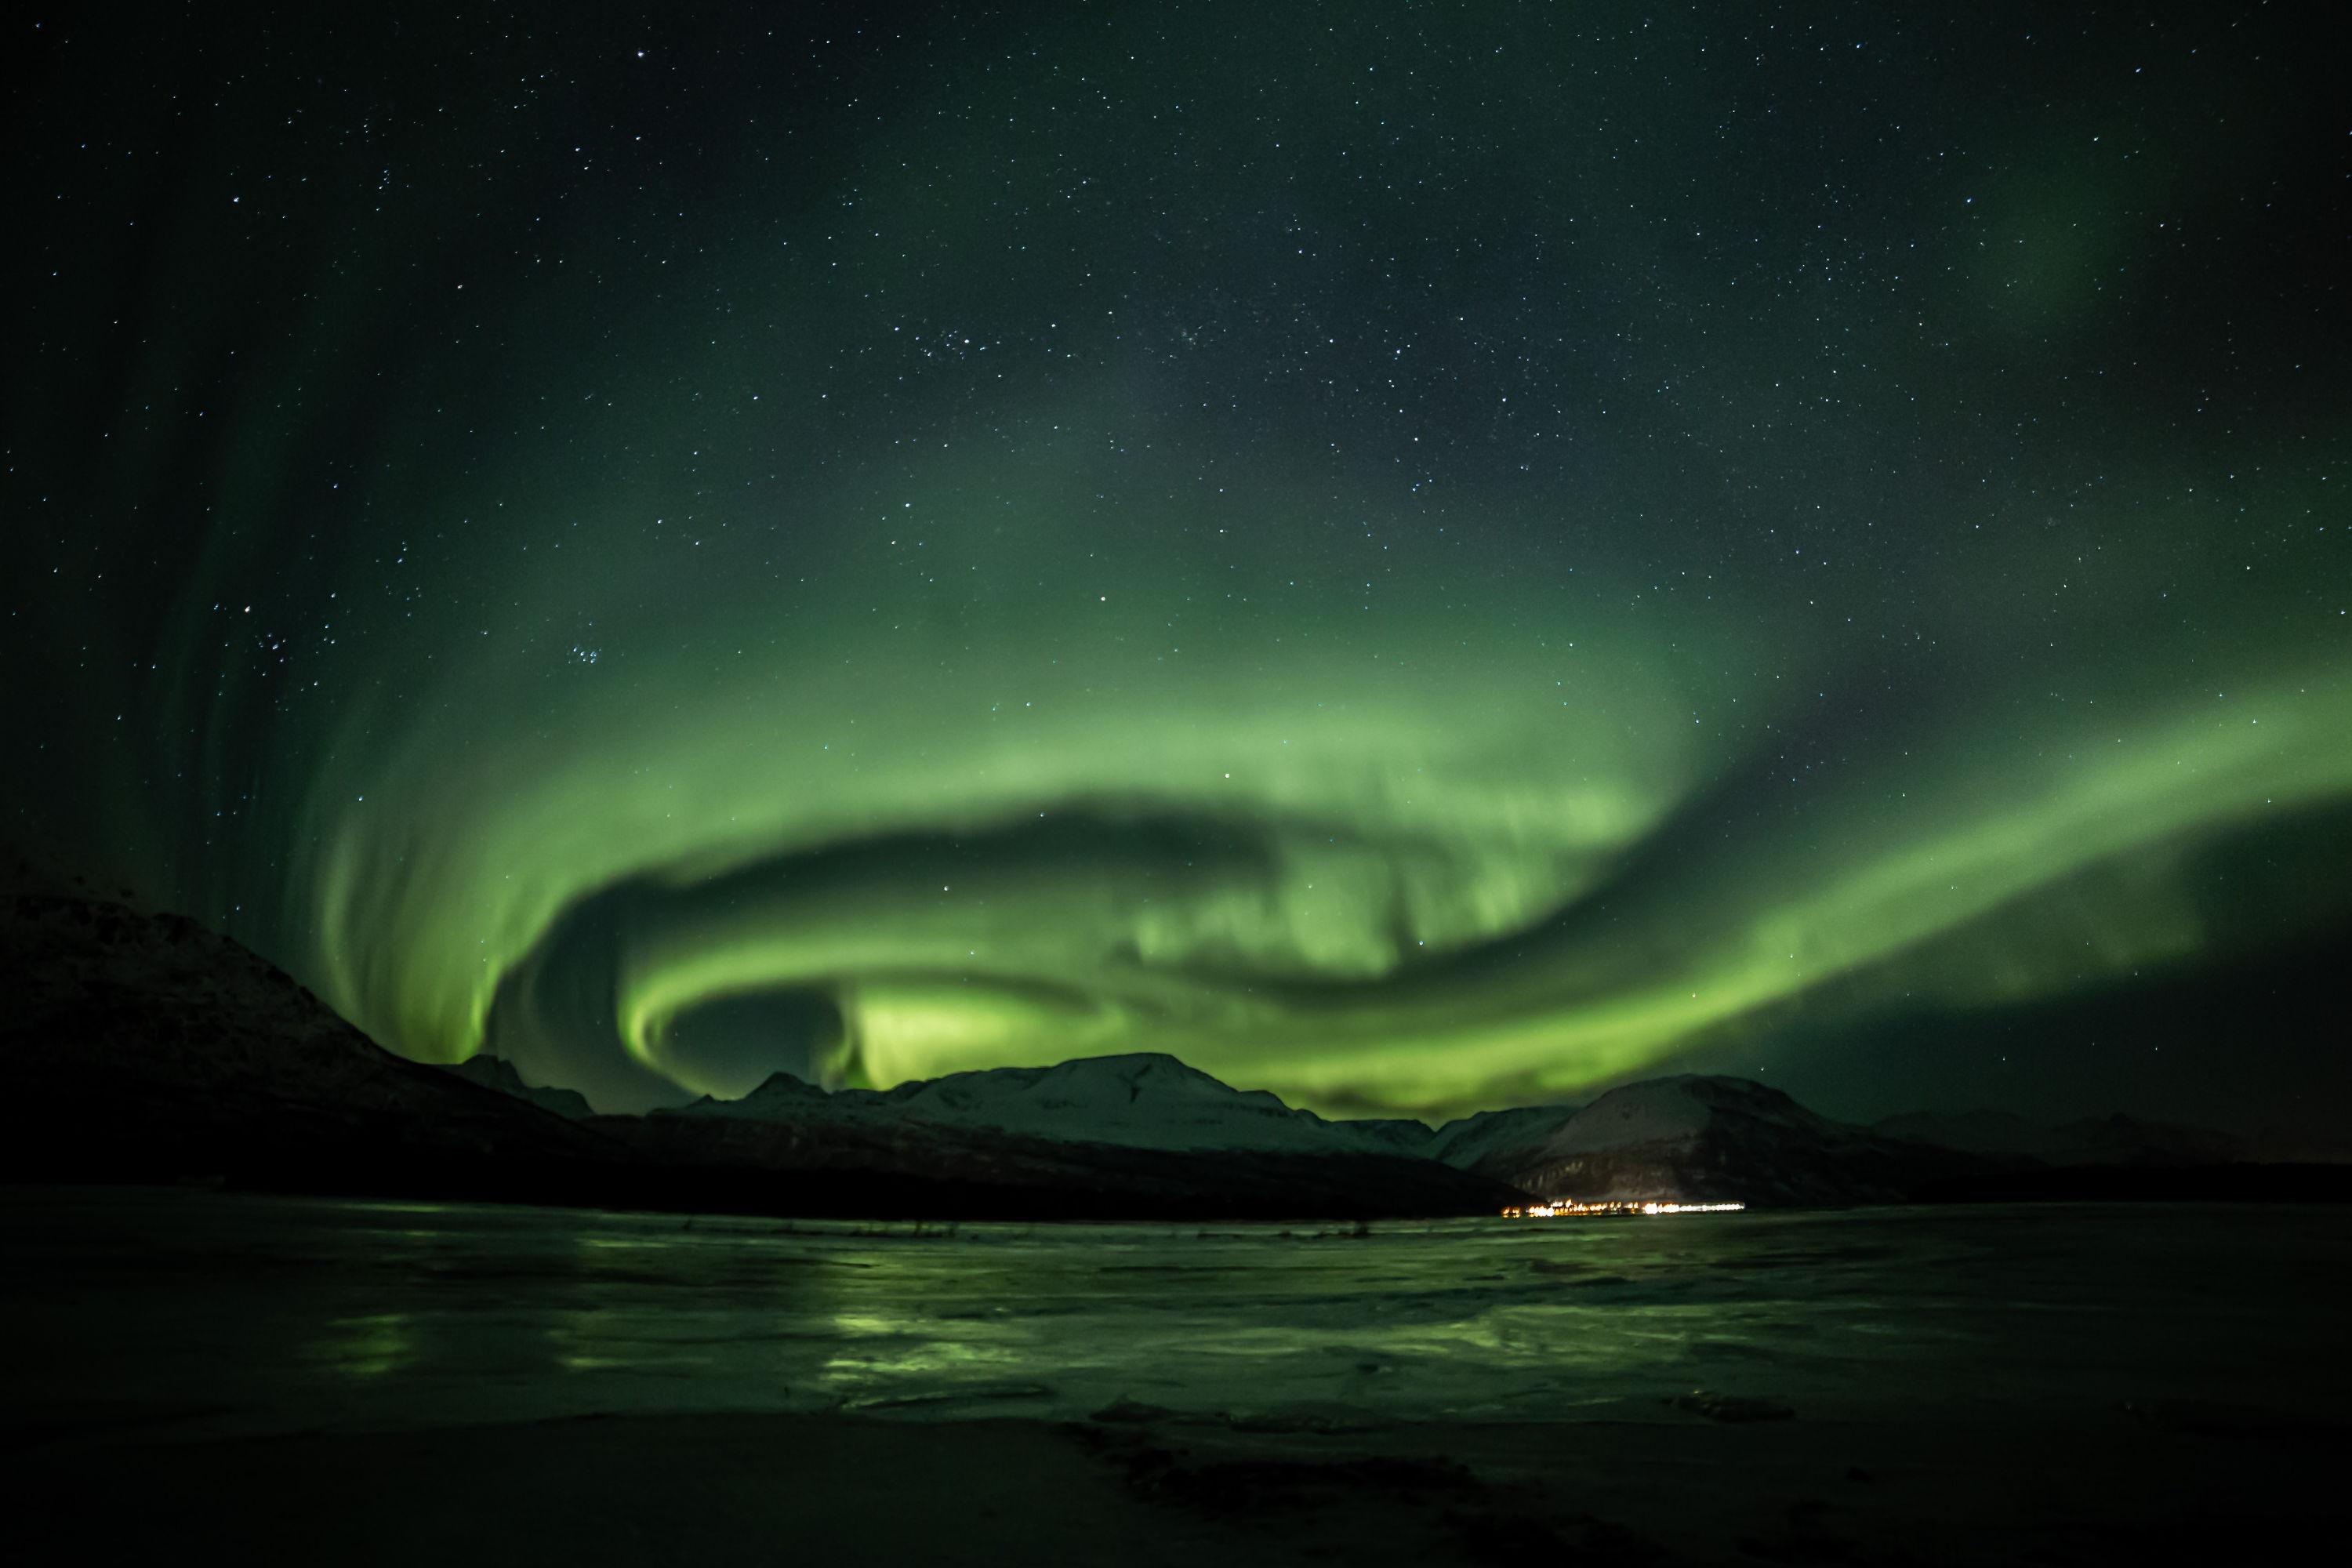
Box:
left=5, top=1186, right=2340, bottom=1441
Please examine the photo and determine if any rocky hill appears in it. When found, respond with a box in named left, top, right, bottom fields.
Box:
left=0, top=873, right=630, bottom=1189
left=442, top=1054, right=595, bottom=1121
left=1428, top=1076, right=1991, bottom=1207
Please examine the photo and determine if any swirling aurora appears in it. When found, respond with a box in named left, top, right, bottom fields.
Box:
left=6, top=5, right=2347, bottom=1125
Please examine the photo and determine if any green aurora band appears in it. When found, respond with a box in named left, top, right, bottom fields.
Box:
left=5, top=5, right=2347, bottom=1120
left=299, top=481, right=2350, bottom=1114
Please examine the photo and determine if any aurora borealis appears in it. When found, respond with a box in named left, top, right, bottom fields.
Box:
left=6, top=3, right=2347, bottom=1130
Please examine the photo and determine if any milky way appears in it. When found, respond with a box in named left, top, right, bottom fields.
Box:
left=7, top=5, right=2347, bottom=1126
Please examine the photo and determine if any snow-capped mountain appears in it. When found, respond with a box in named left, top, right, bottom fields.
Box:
left=10, top=848, right=2274, bottom=1216
left=0, top=859, right=1519, bottom=1218
left=1424, top=1102, right=1581, bottom=1171
left=673, top=1051, right=1422, bottom=1156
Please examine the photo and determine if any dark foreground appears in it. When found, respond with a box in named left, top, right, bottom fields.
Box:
left=21, top=1403, right=2343, bottom=1566
left=5, top=1189, right=2344, bottom=1565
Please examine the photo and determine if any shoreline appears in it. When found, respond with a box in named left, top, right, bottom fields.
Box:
left=9, top=1156, right=2351, bottom=1233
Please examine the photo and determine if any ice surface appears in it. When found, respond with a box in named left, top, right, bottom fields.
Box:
left=3, top=1189, right=2341, bottom=1443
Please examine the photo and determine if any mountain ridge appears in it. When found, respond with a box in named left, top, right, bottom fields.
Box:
left=0, top=878, right=1521, bottom=1218
left=7, top=865, right=2318, bottom=1215
left=671, top=1051, right=1427, bottom=1158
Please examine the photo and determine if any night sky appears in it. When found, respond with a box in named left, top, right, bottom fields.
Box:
left=6, top=4, right=2347, bottom=1138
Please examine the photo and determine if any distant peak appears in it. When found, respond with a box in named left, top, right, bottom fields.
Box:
left=1049, top=1051, right=1199, bottom=1076
left=745, top=1069, right=821, bottom=1096
left=1591, top=1074, right=1805, bottom=1107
